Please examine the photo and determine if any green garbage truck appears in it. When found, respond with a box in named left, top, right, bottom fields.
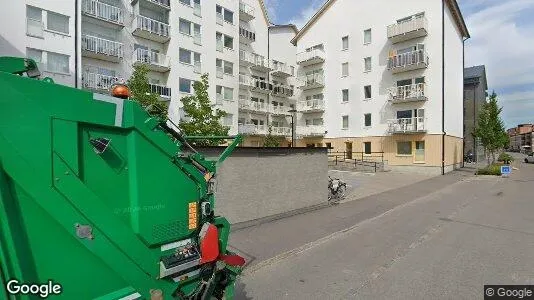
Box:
left=0, top=57, right=245, bottom=299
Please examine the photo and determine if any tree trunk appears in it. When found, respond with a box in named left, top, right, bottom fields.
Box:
left=491, top=151, right=496, bottom=165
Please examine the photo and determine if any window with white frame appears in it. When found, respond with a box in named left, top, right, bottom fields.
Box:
left=364, top=57, right=372, bottom=72
left=216, top=5, right=234, bottom=24
left=26, top=5, right=43, bottom=37
left=47, top=11, right=69, bottom=34
left=47, top=52, right=69, bottom=74
left=223, top=61, right=233, bottom=75
left=364, top=29, right=372, bottom=44
left=179, top=78, right=193, bottom=93
left=342, top=36, right=349, bottom=50
left=364, top=85, right=372, bottom=99
left=342, top=89, right=349, bottom=102
left=179, top=48, right=192, bottom=64
left=224, top=35, right=233, bottom=49
left=342, top=116, right=349, bottom=129
left=26, top=48, right=43, bottom=64
left=179, top=18, right=192, bottom=35
left=342, top=62, right=349, bottom=77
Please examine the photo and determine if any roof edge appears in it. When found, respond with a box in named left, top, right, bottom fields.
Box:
left=446, top=0, right=470, bottom=39
left=269, top=24, right=299, bottom=34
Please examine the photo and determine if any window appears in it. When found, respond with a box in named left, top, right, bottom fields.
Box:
left=364, top=57, right=371, bottom=72
left=179, top=78, right=192, bottom=93
left=364, top=29, right=371, bottom=44
left=342, top=36, right=349, bottom=50
left=224, top=114, right=233, bottom=126
left=342, top=62, right=349, bottom=77
left=47, top=52, right=69, bottom=73
left=179, top=48, right=192, bottom=64
left=179, top=19, right=191, bottom=35
left=224, top=9, right=233, bottom=24
left=326, top=143, right=332, bottom=149
left=397, top=141, right=412, bottom=155
left=364, top=142, right=372, bottom=154
left=180, top=0, right=191, bottom=5
left=223, top=61, right=233, bottom=75
left=342, top=116, right=349, bottom=129
left=364, top=113, right=372, bottom=127
left=364, top=85, right=372, bottom=99
left=415, top=141, right=425, bottom=162
left=47, top=11, right=69, bottom=34
left=26, top=6, right=43, bottom=37
left=224, top=35, right=233, bottom=49
left=26, top=48, right=43, bottom=64
left=342, top=89, right=349, bottom=102
left=223, top=87, right=233, bottom=100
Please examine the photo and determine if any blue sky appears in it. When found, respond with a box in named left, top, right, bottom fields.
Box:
left=264, top=0, right=534, bottom=128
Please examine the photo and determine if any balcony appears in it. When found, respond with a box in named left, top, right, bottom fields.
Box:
left=296, top=49, right=325, bottom=66
left=272, top=85, right=294, bottom=98
left=239, top=99, right=269, bottom=114
left=81, top=35, right=123, bottom=62
left=239, top=50, right=271, bottom=72
left=82, top=72, right=122, bottom=92
left=82, top=0, right=124, bottom=27
left=133, top=15, right=170, bottom=43
left=239, top=1, right=255, bottom=22
left=150, top=83, right=171, bottom=100
left=271, top=62, right=293, bottom=78
left=271, top=127, right=291, bottom=137
left=270, top=105, right=292, bottom=115
left=387, top=16, right=428, bottom=44
left=298, top=99, right=325, bottom=113
left=297, top=125, right=326, bottom=137
left=238, top=124, right=267, bottom=136
left=387, top=49, right=428, bottom=74
left=239, top=27, right=256, bottom=44
left=131, top=0, right=170, bottom=11
left=298, top=73, right=324, bottom=90
left=132, top=49, right=170, bottom=72
left=251, top=78, right=273, bottom=94
left=387, top=83, right=427, bottom=103
left=387, top=117, right=427, bottom=134
left=239, top=74, right=252, bottom=89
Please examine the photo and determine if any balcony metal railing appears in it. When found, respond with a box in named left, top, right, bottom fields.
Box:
left=133, top=49, right=170, bottom=68
left=387, top=117, right=427, bottom=133
left=251, top=78, right=272, bottom=93
left=298, top=99, right=325, bottom=111
left=150, top=83, right=171, bottom=98
left=387, top=49, right=428, bottom=71
left=145, top=0, right=170, bottom=8
left=297, top=125, right=326, bottom=137
left=239, top=27, right=256, bottom=42
left=271, top=127, right=291, bottom=136
left=135, top=15, right=169, bottom=37
left=270, top=105, right=291, bottom=115
left=238, top=124, right=267, bottom=135
left=387, top=16, right=427, bottom=39
left=239, top=1, right=255, bottom=19
left=239, top=74, right=252, bottom=86
left=82, top=72, right=121, bottom=91
left=239, top=100, right=269, bottom=113
left=271, top=62, right=293, bottom=76
left=26, top=18, right=43, bottom=38
left=387, top=83, right=426, bottom=102
left=299, top=73, right=325, bottom=89
left=82, top=0, right=124, bottom=24
left=82, top=35, right=123, bottom=58
left=296, top=49, right=325, bottom=65
left=272, top=85, right=294, bottom=97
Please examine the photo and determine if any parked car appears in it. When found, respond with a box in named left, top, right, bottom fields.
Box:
left=525, top=153, right=534, bottom=163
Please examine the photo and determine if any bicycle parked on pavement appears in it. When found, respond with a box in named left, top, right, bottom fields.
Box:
left=328, top=176, right=347, bottom=205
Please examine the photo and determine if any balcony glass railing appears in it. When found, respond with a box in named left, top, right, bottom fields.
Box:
left=82, top=35, right=123, bottom=58
left=136, top=15, right=169, bottom=37
left=387, top=117, right=426, bottom=133
left=387, top=83, right=426, bottom=102
left=387, top=16, right=427, bottom=39
left=388, top=49, right=428, bottom=70
left=150, top=83, right=171, bottom=98
left=82, top=0, right=124, bottom=24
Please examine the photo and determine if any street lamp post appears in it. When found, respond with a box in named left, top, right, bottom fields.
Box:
left=288, top=109, right=297, bottom=147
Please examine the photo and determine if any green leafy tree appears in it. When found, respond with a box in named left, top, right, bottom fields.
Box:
left=179, top=74, right=229, bottom=146
left=474, top=91, right=509, bottom=164
left=127, top=64, right=168, bottom=120
left=264, top=126, right=281, bottom=147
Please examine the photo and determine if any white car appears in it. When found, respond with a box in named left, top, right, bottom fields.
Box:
left=525, top=153, right=534, bottom=163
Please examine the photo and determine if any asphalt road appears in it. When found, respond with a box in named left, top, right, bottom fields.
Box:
left=237, top=157, right=534, bottom=299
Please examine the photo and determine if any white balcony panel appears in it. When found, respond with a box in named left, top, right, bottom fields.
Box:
left=132, top=49, right=170, bottom=72
left=82, top=0, right=124, bottom=26
left=387, top=83, right=427, bottom=103
left=133, top=15, right=170, bottom=43
left=82, top=35, right=123, bottom=62
left=387, top=117, right=427, bottom=134
left=387, top=50, right=428, bottom=74
left=387, top=16, right=428, bottom=44
left=296, top=49, right=325, bottom=66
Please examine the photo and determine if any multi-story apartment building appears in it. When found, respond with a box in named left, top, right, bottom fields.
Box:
left=508, top=124, right=533, bottom=153
left=0, top=1, right=76, bottom=87
left=290, top=0, right=469, bottom=174
left=464, top=65, right=488, bottom=162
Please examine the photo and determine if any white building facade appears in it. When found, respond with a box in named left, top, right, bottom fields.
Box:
left=291, top=0, right=469, bottom=174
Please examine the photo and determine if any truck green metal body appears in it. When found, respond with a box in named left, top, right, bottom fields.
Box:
left=0, top=57, right=244, bottom=299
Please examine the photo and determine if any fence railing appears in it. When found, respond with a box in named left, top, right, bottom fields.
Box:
left=82, top=0, right=124, bottom=24
left=135, top=15, right=169, bottom=37
left=82, top=35, right=123, bottom=58
left=328, top=151, right=385, bottom=172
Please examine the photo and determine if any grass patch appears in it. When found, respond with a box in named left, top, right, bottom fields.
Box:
left=476, top=164, right=503, bottom=176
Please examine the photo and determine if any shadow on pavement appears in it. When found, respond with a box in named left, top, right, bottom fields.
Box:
left=234, top=280, right=253, bottom=300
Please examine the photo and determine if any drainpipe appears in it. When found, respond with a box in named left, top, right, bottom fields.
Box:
left=462, top=39, right=465, bottom=167
left=74, top=0, right=79, bottom=88
left=441, top=0, right=445, bottom=175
